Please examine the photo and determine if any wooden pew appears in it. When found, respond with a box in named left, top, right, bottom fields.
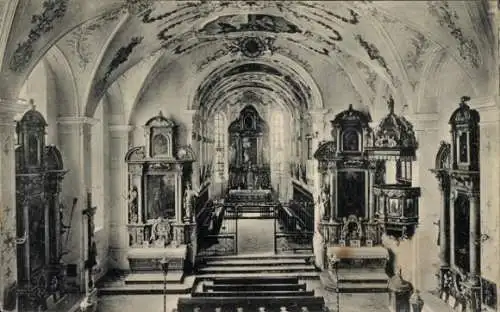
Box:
left=212, top=277, right=299, bottom=285
left=176, top=296, right=326, bottom=312
left=192, top=290, right=315, bottom=297
left=203, top=283, right=307, bottom=292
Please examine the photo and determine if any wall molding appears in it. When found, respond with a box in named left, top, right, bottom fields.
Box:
left=109, top=124, right=134, bottom=132
left=57, top=116, right=99, bottom=125
left=0, top=97, right=29, bottom=124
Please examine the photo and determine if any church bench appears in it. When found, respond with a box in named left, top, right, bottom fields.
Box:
left=176, top=296, right=326, bottom=312
left=212, top=276, right=299, bottom=285
left=203, top=283, right=307, bottom=292
left=192, top=290, right=315, bottom=297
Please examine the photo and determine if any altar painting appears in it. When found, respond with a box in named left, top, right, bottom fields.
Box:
left=146, top=174, right=175, bottom=220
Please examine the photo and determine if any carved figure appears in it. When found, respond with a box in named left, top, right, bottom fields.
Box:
left=229, top=141, right=237, bottom=165
left=317, top=187, right=330, bottom=220
left=183, top=183, right=198, bottom=222
left=389, top=200, right=399, bottom=215
left=340, top=215, right=363, bottom=241
left=149, top=217, right=171, bottom=247
left=128, top=186, right=139, bottom=223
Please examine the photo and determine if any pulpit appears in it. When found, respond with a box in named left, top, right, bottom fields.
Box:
left=366, top=96, right=421, bottom=241
left=125, top=112, right=197, bottom=273
left=15, top=106, right=67, bottom=312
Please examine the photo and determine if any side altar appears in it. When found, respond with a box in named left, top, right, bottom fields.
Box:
left=125, top=112, right=197, bottom=274
left=314, top=101, right=421, bottom=274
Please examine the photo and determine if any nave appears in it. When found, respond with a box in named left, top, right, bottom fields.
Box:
left=0, top=1, right=498, bottom=312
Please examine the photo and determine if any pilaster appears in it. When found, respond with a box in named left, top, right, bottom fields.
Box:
left=108, top=125, right=133, bottom=270
left=0, top=98, right=28, bottom=312
left=475, top=103, right=499, bottom=285
left=308, top=109, right=326, bottom=189
left=409, top=113, right=440, bottom=291
left=56, top=116, right=97, bottom=291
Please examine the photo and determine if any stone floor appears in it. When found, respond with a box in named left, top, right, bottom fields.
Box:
left=237, top=218, right=275, bottom=254
left=97, top=280, right=391, bottom=312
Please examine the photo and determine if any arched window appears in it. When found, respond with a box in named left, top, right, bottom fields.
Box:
left=271, top=109, right=284, bottom=171
left=214, top=112, right=226, bottom=182
left=91, top=104, right=105, bottom=231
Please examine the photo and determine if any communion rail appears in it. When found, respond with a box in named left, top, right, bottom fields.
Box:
left=197, top=203, right=237, bottom=257
left=275, top=201, right=314, bottom=254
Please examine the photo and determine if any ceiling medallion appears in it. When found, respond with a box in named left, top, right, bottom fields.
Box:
left=238, top=37, right=274, bottom=58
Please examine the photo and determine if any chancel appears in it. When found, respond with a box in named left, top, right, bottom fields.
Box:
left=0, top=2, right=498, bottom=312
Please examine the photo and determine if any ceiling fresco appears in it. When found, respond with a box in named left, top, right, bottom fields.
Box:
left=9, top=0, right=69, bottom=72
left=196, top=62, right=312, bottom=112
left=63, top=9, right=123, bottom=70
left=0, top=0, right=494, bottom=117
left=200, top=14, right=302, bottom=35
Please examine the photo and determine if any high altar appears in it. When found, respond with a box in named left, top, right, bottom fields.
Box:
left=228, top=105, right=271, bottom=191
left=315, top=101, right=421, bottom=268
left=15, top=106, right=67, bottom=311
left=125, top=112, right=197, bottom=273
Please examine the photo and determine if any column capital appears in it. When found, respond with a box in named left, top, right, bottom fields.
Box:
left=471, top=95, right=496, bottom=108
left=309, top=109, right=328, bottom=121
left=0, top=98, right=29, bottom=125
left=109, top=125, right=135, bottom=133
left=476, top=105, right=500, bottom=125
left=57, top=116, right=99, bottom=126
left=407, top=113, right=439, bottom=132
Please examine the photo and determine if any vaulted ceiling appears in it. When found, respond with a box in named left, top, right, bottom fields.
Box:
left=0, top=0, right=496, bottom=122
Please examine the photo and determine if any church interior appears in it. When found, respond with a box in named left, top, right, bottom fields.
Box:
left=0, top=1, right=498, bottom=312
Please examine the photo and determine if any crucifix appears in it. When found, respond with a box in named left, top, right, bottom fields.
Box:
left=387, top=96, right=395, bottom=114
left=82, top=191, right=97, bottom=293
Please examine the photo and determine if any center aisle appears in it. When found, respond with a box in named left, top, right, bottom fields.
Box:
left=236, top=218, right=275, bottom=255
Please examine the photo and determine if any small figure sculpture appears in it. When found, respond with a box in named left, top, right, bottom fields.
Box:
left=128, top=186, right=139, bottom=223
left=183, top=182, right=199, bottom=223
left=149, top=217, right=171, bottom=247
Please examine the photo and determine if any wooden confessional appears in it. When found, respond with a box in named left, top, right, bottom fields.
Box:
left=15, top=107, right=67, bottom=311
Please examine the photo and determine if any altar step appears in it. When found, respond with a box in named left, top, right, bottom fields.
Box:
left=196, top=254, right=320, bottom=280
left=320, top=269, right=389, bottom=293
left=124, top=271, right=184, bottom=284
left=97, top=271, right=195, bottom=296
left=199, top=253, right=313, bottom=261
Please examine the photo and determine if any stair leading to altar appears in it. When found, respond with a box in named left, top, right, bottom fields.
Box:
left=96, top=270, right=195, bottom=295
left=196, top=253, right=320, bottom=280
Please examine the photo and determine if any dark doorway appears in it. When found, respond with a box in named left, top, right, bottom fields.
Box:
left=337, top=171, right=365, bottom=218
left=454, top=193, right=470, bottom=272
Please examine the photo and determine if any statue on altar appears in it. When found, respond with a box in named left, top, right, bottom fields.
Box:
left=183, top=182, right=198, bottom=222
left=246, top=162, right=254, bottom=189
left=229, top=141, right=237, bottom=165
left=318, top=187, right=330, bottom=220
left=149, top=217, right=172, bottom=247
left=128, top=186, right=139, bottom=223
